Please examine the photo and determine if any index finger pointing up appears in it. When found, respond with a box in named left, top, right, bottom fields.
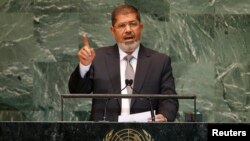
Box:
left=81, top=35, right=90, bottom=48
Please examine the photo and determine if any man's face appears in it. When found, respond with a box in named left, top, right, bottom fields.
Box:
left=110, top=13, right=143, bottom=53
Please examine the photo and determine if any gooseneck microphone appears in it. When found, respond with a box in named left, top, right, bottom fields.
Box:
left=102, top=79, right=131, bottom=121
left=102, top=79, right=156, bottom=122
left=125, top=79, right=155, bottom=122
left=125, top=79, right=139, bottom=94
left=125, top=79, right=133, bottom=86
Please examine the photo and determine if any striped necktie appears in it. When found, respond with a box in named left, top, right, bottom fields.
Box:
left=121, top=55, right=134, bottom=115
left=124, top=55, right=134, bottom=94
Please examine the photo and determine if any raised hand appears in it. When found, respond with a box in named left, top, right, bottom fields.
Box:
left=78, top=35, right=96, bottom=66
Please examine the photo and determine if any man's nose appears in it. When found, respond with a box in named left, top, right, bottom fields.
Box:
left=124, top=24, right=132, bottom=32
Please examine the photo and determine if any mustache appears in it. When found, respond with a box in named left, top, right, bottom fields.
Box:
left=123, top=32, right=134, bottom=37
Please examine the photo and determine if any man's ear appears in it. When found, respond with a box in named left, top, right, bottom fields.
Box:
left=110, top=26, right=115, bottom=37
left=140, top=23, right=144, bottom=29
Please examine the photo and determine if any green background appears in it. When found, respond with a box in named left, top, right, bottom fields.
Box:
left=0, top=0, right=249, bottom=122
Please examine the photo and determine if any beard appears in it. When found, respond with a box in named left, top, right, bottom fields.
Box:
left=118, top=40, right=140, bottom=54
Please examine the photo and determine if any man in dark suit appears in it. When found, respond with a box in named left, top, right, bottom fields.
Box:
left=68, top=4, right=178, bottom=122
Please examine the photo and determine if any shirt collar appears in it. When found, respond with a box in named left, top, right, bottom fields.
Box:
left=118, top=45, right=140, bottom=61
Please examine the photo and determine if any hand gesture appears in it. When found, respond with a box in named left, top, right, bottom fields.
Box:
left=78, top=35, right=96, bottom=66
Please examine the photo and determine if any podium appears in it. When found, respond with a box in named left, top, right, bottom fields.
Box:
left=0, top=122, right=207, bottom=141
left=60, top=94, right=197, bottom=121
left=1, top=122, right=249, bottom=140
left=1, top=94, right=249, bottom=140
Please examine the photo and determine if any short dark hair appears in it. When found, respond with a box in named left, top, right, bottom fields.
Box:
left=111, top=4, right=141, bottom=26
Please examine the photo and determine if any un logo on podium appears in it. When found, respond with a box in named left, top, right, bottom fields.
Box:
left=103, top=128, right=153, bottom=141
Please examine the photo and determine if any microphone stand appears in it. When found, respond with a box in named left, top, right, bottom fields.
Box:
left=102, top=82, right=129, bottom=122
left=102, top=98, right=110, bottom=121
left=102, top=79, right=156, bottom=122
left=127, top=79, right=156, bottom=122
left=147, top=98, right=155, bottom=122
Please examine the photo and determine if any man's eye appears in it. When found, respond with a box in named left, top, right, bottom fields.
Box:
left=118, top=24, right=126, bottom=28
left=130, top=22, right=138, bottom=27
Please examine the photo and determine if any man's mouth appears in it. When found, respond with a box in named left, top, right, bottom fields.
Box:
left=123, top=36, right=134, bottom=42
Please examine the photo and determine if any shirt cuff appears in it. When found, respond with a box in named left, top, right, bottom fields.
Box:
left=79, top=63, right=91, bottom=78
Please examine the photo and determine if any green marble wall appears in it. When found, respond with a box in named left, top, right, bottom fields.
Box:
left=0, top=0, right=249, bottom=122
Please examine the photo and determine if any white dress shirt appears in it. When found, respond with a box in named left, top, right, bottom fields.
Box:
left=79, top=45, right=140, bottom=115
left=118, top=46, right=139, bottom=115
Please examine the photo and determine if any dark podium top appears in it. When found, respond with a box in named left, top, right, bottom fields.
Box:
left=0, top=122, right=249, bottom=141
left=0, top=122, right=206, bottom=141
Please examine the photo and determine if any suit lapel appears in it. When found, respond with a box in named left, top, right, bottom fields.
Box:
left=105, top=45, right=122, bottom=107
left=105, top=45, right=121, bottom=93
left=104, top=45, right=152, bottom=110
left=131, top=45, right=151, bottom=107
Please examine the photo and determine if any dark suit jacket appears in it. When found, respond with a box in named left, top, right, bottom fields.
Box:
left=68, top=44, right=179, bottom=121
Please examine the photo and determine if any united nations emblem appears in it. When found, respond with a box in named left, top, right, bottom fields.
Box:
left=103, top=128, right=153, bottom=141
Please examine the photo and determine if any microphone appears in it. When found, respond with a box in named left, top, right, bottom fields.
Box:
left=125, top=79, right=139, bottom=94
left=102, top=79, right=131, bottom=121
left=125, top=79, right=133, bottom=86
left=125, top=79, right=155, bottom=122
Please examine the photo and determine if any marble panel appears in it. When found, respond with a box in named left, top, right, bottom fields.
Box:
left=126, top=0, right=170, bottom=21
left=215, top=0, right=250, bottom=14
left=33, top=13, right=79, bottom=62
left=140, top=14, right=170, bottom=54
left=214, top=14, right=250, bottom=122
left=32, top=62, right=91, bottom=121
left=168, top=13, right=215, bottom=63
left=169, top=0, right=215, bottom=14
left=215, top=14, right=250, bottom=64
left=32, top=0, right=81, bottom=14
left=173, top=63, right=216, bottom=122
left=0, top=0, right=33, bottom=12
left=78, top=0, right=124, bottom=48
left=0, top=13, right=54, bottom=121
